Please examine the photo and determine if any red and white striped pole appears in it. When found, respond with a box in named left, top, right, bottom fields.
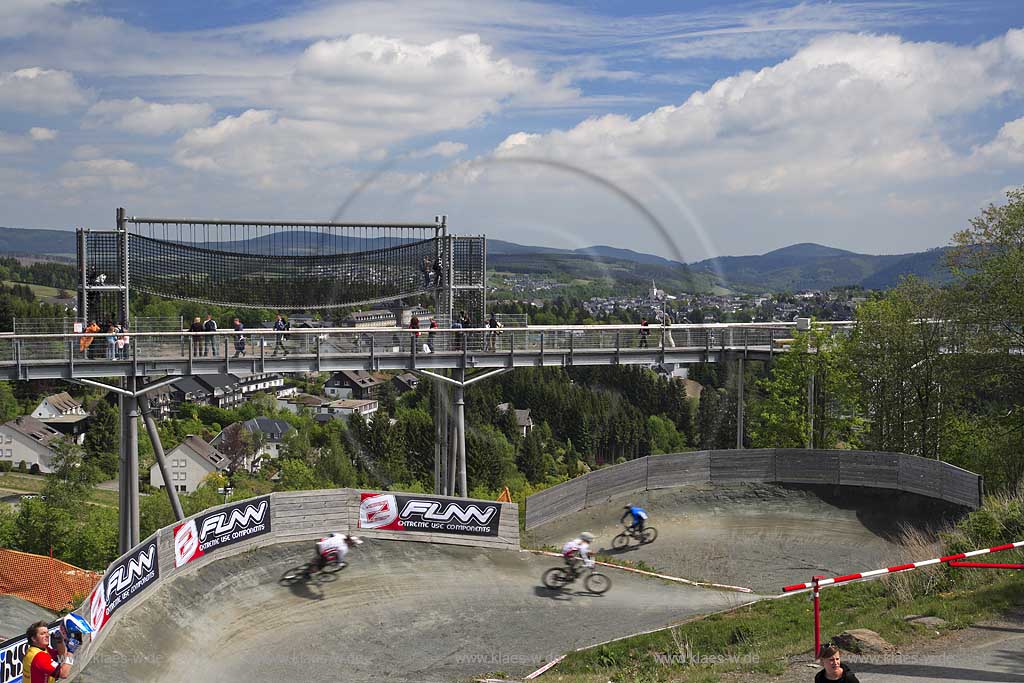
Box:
left=812, top=576, right=823, bottom=658
left=783, top=540, right=1024, bottom=593
left=786, top=540, right=1024, bottom=659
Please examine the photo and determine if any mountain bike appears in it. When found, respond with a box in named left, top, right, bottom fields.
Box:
left=542, top=562, right=611, bottom=594
left=612, top=524, right=658, bottom=549
left=279, top=551, right=346, bottom=585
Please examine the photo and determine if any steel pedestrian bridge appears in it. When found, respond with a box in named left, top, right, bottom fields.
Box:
left=0, top=321, right=852, bottom=382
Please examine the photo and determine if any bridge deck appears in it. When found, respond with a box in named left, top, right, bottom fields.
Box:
left=0, top=323, right=849, bottom=381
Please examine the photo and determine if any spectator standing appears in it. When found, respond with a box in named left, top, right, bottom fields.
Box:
left=23, top=620, right=72, bottom=680
left=105, top=321, right=118, bottom=360
left=432, top=256, right=443, bottom=288
left=409, top=315, right=421, bottom=351
left=117, top=323, right=130, bottom=360
left=661, top=311, right=675, bottom=348
left=487, top=313, right=501, bottom=351
left=232, top=318, right=246, bottom=358
left=638, top=317, right=650, bottom=348
left=272, top=314, right=290, bottom=356
left=421, top=256, right=432, bottom=287
left=203, top=314, right=218, bottom=357
left=427, top=317, right=438, bottom=352
left=189, top=317, right=203, bottom=356
left=80, top=320, right=100, bottom=359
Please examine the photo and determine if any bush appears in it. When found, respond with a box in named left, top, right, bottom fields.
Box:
left=0, top=461, right=11, bottom=473
left=17, top=461, right=27, bottom=473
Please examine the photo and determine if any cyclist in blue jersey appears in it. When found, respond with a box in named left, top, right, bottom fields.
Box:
left=620, top=505, right=648, bottom=532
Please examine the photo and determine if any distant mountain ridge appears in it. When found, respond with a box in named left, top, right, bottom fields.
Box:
left=0, top=226, right=951, bottom=291
left=689, top=242, right=953, bottom=291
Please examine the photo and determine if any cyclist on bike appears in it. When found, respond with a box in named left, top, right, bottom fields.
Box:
left=312, top=532, right=362, bottom=574
left=562, top=532, right=595, bottom=574
left=620, top=504, right=648, bottom=533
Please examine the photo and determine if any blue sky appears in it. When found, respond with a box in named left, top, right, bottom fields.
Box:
left=0, top=0, right=1022, bottom=262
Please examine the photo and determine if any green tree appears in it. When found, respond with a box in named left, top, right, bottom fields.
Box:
left=847, top=279, right=947, bottom=456
left=517, top=429, right=546, bottom=484
left=83, top=399, right=119, bottom=477
left=752, top=326, right=860, bottom=449
left=278, top=459, right=322, bottom=491
left=0, top=381, right=18, bottom=422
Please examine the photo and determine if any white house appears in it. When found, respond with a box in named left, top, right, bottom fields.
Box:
left=31, top=392, right=85, bottom=419
left=318, top=399, right=378, bottom=421
left=0, top=416, right=64, bottom=473
left=148, top=435, right=228, bottom=493
left=31, top=392, right=90, bottom=444
left=210, top=416, right=294, bottom=471
left=496, top=403, right=534, bottom=437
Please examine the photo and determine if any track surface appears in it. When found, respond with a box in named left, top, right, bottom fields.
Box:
left=526, top=484, right=953, bottom=593
left=77, top=540, right=754, bottom=682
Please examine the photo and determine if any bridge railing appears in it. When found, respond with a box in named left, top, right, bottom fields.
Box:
left=0, top=322, right=843, bottom=365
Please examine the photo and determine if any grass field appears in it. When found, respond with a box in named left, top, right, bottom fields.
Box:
left=0, top=471, right=119, bottom=507
left=1, top=280, right=69, bottom=300
left=550, top=572, right=1024, bottom=682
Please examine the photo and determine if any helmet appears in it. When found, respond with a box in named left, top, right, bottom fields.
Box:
left=623, top=505, right=632, bottom=510
left=580, top=532, right=595, bottom=542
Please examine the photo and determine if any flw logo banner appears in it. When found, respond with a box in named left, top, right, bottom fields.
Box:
left=358, top=492, right=501, bottom=537
left=174, top=496, right=271, bottom=568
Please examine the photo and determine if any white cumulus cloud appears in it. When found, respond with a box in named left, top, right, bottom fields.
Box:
left=281, top=33, right=575, bottom=131
left=29, top=127, right=57, bottom=141
left=173, top=109, right=363, bottom=184
left=85, top=97, right=214, bottom=136
left=0, top=67, right=91, bottom=113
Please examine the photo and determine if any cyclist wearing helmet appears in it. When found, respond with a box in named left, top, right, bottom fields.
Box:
left=561, top=532, right=595, bottom=572
left=313, top=532, right=362, bottom=573
left=621, top=505, right=648, bottom=532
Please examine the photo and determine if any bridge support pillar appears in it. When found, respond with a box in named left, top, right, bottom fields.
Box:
left=117, top=380, right=140, bottom=553
left=736, top=357, right=745, bottom=449
left=455, top=367, right=467, bottom=497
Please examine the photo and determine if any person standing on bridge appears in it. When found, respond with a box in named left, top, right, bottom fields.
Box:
left=638, top=317, right=650, bottom=348
left=421, top=256, right=432, bottom=287
left=80, top=320, right=100, bottom=359
left=272, top=314, right=290, bottom=356
left=232, top=318, right=246, bottom=358
left=203, top=313, right=218, bottom=357
left=189, top=317, right=204, bottom=356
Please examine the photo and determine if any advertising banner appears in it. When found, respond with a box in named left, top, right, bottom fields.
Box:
left=358, top=492, right=501, bottom=537
left=174, top=496, right=272, bottom=568
left=89, top=539, right=160, bottom=634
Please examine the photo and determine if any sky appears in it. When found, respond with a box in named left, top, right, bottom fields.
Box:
left=0, top=0, right=1022, bottom=263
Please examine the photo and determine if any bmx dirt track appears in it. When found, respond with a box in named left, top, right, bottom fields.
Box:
left=76, top=539, right=755, bottom=683
left=526, top=483, right=961, bottom=594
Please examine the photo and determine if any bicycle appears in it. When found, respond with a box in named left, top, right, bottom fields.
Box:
left=542, top=562, right=611, bottom=594
left=612, top=524, right=658, bottom=549
left=279, top=551, right=347, bottom=586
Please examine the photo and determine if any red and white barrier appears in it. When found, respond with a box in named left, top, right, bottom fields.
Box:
left=782, top=539, right=1024, bottom=593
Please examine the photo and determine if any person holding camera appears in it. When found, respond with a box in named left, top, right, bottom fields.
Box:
left=23, top=620, right=74, bottom=681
